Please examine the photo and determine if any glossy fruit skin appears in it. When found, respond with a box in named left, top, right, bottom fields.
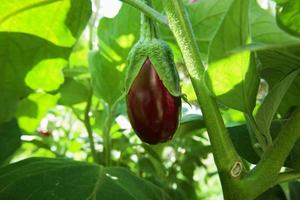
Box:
left=126, top=59, right=181, bottom=144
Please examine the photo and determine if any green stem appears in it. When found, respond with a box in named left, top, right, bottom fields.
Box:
left=162, top=0, right=242, bottom=198
left=275, top=171, right=300, bottom=185
left=140, top=0, right=158, bottom=40
left=84, top=88, right=98, bottom=163
left=103, top=104, right=115, bottom=166
left=120, top=0, right=168, bottom=25
left=240, top=107, right=300, bottom=199
left=245, top=113, right=267, bottom=153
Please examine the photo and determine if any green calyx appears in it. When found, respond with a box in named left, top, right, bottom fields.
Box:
left=124, top=0, right=180, bottom=97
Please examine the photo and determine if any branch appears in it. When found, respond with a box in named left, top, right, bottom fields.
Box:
left=275, top=171, right=300, bottom=185
left=162, top=1, right=242, bottom=198
left=241, top=107, right=300, bottom=198
left=84, top=88, right=98, bottom=163
left=121, top=0, right=168, bottom=25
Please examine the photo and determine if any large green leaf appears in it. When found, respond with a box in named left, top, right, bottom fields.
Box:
left=275, top=0, right=300, bottom=37
left=208, top=0, right=249, bottom=62
left=0, top=1, right=91, bottom=123
left=0, top=33, right=69, bottom=123
left=0, top=158, right=170, bottom=200
left=250, top=0, right=300, bottom=49
left=0, top=119, right=21, bottom=164
left=187, top=0, right=300, bottom=57
left=0, top=0, right=91, bottom=47
left=205, top=52, right=259, bottom=113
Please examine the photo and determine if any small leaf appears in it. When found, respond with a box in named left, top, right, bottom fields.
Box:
left=58, top=78, right=89, bottom=106
left=89, top=52, right=123, bottom=106
left=256, top=68, right=300, bottom=139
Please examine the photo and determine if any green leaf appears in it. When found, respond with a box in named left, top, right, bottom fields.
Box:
left=0, top=0, right=91, bottom=123
left=228, top=124, right=260, bottom=164
left=0, top=158, right=170, bottom=200
left=91, top=3, right=140, bottom=105
left=89, top=52, right=123, bottom=106
left=0, top=0, right=92, bottom=47
left=25, top=58, right=67, bottom=91
left=0, top=119, right=21, bottom=164
left=200, top=0, right=260, bottom=113
left=289, top=181, right=300, bottom=200
left=186, top=0, right=300, bottom=59
left=275, top=0, right=300, bottom=37
left=256, top=68, right=300, bottom=139
left=205, top=52, right=259, bottom=113
left=97, top=3, right=140, bottom=63
left=208, top=0, right=249, bottom=62
left=58, top=78, right=89, bottom=106
left=256, top=185, right=287, bottom=200
left=250, top=0, right=300, bottom=49
left=258, top=48, right=300, bottom=115
left=17, top=92, right=60, bottom=133
left=0, top=33, right=69, bottom=124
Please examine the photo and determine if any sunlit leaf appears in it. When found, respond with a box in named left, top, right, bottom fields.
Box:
left=17, top=92, right=60, bottom=133
left=0, top=0, right=91, bottom=46
left=205, top=52, right=259, bottom=113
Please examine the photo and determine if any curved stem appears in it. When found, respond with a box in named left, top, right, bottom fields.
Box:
left=245, top=113, right=267, bottom=153
left=162, top=0, right=242, bottom=198
left=275, top=171, right=300, bottom=185
left=102, top=103, right=117, bottom=166
left=140, top=0, right=158, bottom=40
left=121, top=0, right=168, bottom=25
left=84, top=87, right=98, bottom=163
left=240, top=107, right=300, bottom=199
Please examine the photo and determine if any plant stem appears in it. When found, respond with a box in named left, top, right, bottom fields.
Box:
left=102, top=103, right=115, bottom=166
left=162, top=0, right=242, bottom=198
left=275, top=171, right=300, bottom=185
left=240, top=107, right=300, bottom=199
left=121, top=0, right=168, bottom=25
left=84, top=88, right=98, bottom=163
left=245, top=113, right=267, bottom=153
